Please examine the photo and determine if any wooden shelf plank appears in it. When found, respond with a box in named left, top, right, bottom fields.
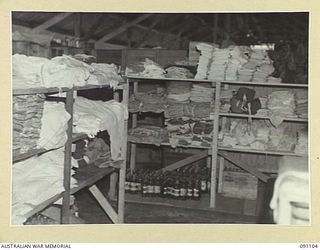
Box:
left=126, top=75, right=216, bottom=83
left=218, top=146, right=305, bottom=156
left=219, top=112, right=308, bottom=122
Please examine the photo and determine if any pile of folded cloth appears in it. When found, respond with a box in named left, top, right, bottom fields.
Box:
left=165, top=118, right=213, bottom=148
left=252, top=63, right=275, bottom=82
left=195, top=43, right=216, bottom=79
left=295, top=89, right=308, bottom=118
left=164, top=102, right=214, bottom=120
left=128, top=125, right=168, bottom=146
left=207, top=48, right=230, bottom=81
left=166, top=81, right=192, bottom=103
left=190, top=83, right=214, bottom=103
left=126, top=58, right=165, bottom=78
left=13, top=94, right=45, bottom=154
left=295, top=127, right=308, bottom=155
left=12, top=148, right=78, bottom=225
left=87, top=63, right=123, bottom=88
left=165, top=66, right=194, bottom=79
left=219, top=88, right=235, bottom=112
left=129, top=88, right=167, bottom=113
left=267, top=90, right=296, bottom=126
left=73, top=97, right=128, bottom=160
left=267, top=76, right=282, bottom=83
left=72, top=54, right=97, bottom=64
left=220, top=119, right=297, bottom=152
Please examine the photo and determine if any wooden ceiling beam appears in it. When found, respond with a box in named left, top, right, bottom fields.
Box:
left=96, top=13, right=152, bottom=43
left=135, top=16, right=162, bottom=47
left=83, top=14, right=105, bottom=40
left=32, top=12, right=73, bottom=32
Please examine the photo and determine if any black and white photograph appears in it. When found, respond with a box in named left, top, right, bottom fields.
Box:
left=10, top=11, right=310, bottom=227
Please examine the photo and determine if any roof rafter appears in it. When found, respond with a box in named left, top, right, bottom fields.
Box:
left=32, top=12, right=73, bottom=32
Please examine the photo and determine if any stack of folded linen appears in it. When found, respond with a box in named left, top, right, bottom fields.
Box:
left=267, top=76, right=282, bottom=83
left=129, top=89, right=167, bottom=113
left=195, top=43, right=215, bottom=79
left=238, top=67, right=255, bottom=82
left=128, top=125, right=168, bottom=146
left=295, top=127, right=308, bottom=155
left=207, top=48, right=230, bottom=81
left=165, top=66, right=194, bottom=79
left=225, top=46, right=248, bottom=81
left=88, top=63, right=123, bottom=88
left=167, top=81, right=192, bottom=103
left=252, top=63, right=275, bottom=82
left=268, top=90, right=296, bottom=116
left=295, top=89, right=308, bottom=118
left=13, top=94, right=45, bottom=154
left=190, top=83, right=214, bottom=103
left=126, top=58, right=166, bottom=78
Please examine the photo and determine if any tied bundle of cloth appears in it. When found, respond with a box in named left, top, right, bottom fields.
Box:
left=166, top=81, right=192, bottom=103
left=267, top=90, right=296, bottom=126
left=295, top=89, right=308, bottom=118
left=194, top=43, right=217, bottom=79
left=207, top=48, right=230, bottom=81
left=73, top=97, right=128, bottom=160
left=12, top=149, right=78, bottom=225
left=13, top=94, right=45, bottom=153
left=165, top=66, right=194, bottom=79
left=126, top=58, right=165, bottom=78
left=190, top=83, right=214, bottom=103
left=164, top=102, right=214, bottom=119
left=230, top=87, right=261, bottom=115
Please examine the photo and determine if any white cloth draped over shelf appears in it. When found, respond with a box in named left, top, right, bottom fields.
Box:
left=73, top=97, right=128, bottom=160
left=12, top=149, right=77, bottom=225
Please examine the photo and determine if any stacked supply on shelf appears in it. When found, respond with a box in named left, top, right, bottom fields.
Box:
left=295, top=89, right=308, bottom=118
left=220, top=119, right=297, bottom=152
left=13, top=54, right=123, bottom=90
left=190, top=83, right=214, bottom=103
left=125, top=164, right=211, bottom=200
left=295, top=127, right=308, bottom=155
left=12, top=149, right=78, bottom=225
left=128, top=87, right=167, bottom=113
left=13, top=94, right=45, bottom=153
left=194, top=43, right=216, bottom=79
left=73, top=97, right=128, bottom=160
left=125, top=58, right=166, bottom=78
left=225, top=46, right=248, bottom=81
left=166, top=81, right=192, bottom=103
left=267, top=90, right=296, bottom=126
left=207, top=48, right=230, bottom=81
left=165, top=66, right=194, bottom=79
left=128, top=125, right=168, bottom=146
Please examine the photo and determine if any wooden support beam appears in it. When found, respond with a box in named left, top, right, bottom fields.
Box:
left=96, top=14, right=152, bottom=43
left=83, top=15, right=105, bottom=40
left=74, top=13, right=81, bottom=38
left=32, top=12, right=73, bottom=32
left=89, top=185, right=119, bottom=223
left=135, top=16, right=162, bottom=47
left=218, top=151, right=270, bottom=183
left=160, top=150, right=208, bottom=172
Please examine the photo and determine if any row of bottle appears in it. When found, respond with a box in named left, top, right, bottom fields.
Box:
left=125, top=165, right=211, bottom=200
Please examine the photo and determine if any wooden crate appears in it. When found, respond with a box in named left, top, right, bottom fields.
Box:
left=222, top=171, right=258, bottom=200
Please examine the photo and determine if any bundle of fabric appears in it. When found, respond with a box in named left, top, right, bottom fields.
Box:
left=126, top=58, right=166, bottom=78
left=268, top=123, right=297, bottom=152
left=295, top=89, right=308, bottom=118
left=252, top=63, right=275, bottom=82
left=37, top=101, right=71, bottom=150
left=190, top=83, right=214, bottom=103
left=166, top=81, right=192, bottom=103
left=13, top=94, right=45, bottom=153
left=225, top=46, right=248, bottom=81
left=73, top=97, right=128, bottom=160
left=195, top=43, right=215, bottom=79
left=207, top=48, right=230, bottom=81
left=128, top=125, right=168, bottom=146
left=165, top=66, right=194, bottom=79
left=129, top=90, right=167, bottom=113
left=12, top=149, right=78, bottom=225
left=87, top=63, right=123, bottom=88
left=12, top=54, right=50, bottom=89
left=72, top=54, right=97, bottom=64
left=165, top=118, right=194, bottom=147
left=164, top=102, right=213, bottom=119
left=237, top=68, right=255, bottom=82
left=267, top=76, right=282, bottom=83
left=42, top=55, right=93, bottom=88
left=295, top=127, right=308, bottom=155
left=267, top=90, right=296, bottom=126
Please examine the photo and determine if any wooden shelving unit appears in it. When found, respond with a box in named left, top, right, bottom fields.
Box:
left=125, top=76, right=308, bottom=210
left=13, top=83, right=129, bottom=224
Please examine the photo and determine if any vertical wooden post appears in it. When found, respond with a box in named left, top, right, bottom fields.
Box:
left=61, top=89, right=74, bottom=224
left=210, top=81, right=221, bottom=208
left=117, top=81, right=129, bottom=223
left=129, top=81, right=138, bottom=173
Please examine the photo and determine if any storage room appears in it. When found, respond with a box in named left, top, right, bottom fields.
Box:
left=11, top=12, right=309, bottom=225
